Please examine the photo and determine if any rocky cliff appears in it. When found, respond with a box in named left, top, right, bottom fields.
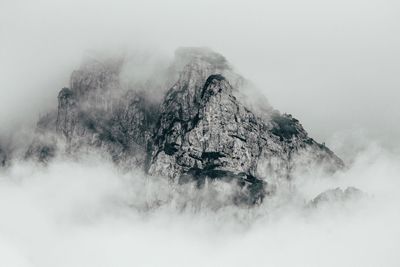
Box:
left=27, top=47, right=344, bottom=204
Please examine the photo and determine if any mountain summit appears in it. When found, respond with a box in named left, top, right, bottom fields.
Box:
left=27, top=47, right=344, bottom=204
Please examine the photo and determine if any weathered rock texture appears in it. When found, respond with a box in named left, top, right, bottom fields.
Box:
left=27, top=47, right=344, bottom=204
left=53, top=57, right=159, bottom=166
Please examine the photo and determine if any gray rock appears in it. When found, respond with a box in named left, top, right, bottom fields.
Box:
left=52, top=57, right=157, bottom=167
left=309, top=187, right=365, bottom=207
left=25, top=139, right=56, bottom=163
left=0, top=147, right=7, bottom=167
left=148, top=49, right=343, bottom=204
left=26, top=47, right=344, bottom=204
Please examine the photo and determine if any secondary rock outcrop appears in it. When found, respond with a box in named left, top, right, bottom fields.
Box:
left=309, top=187, right=365, bottom=207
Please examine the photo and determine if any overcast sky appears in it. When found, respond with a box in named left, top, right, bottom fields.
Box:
left=1, top=0, right=399, bottom=151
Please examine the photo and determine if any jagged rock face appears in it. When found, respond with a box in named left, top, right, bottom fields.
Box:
left=54, top=57, right=157, bottom=166
left=107, top=91, right=158, bottom=165
left=56, top=88, right=78, bottom=142
left=25, top=139, right=56, bottom=163
left=146, top=50, right=343, bottom=203
left=70, top=57, right=122, bottom=100
left=149, top=75, right=268, bottom=179
left=148, top=53, right=343, bottom=186
left=56, top=57, right=123, bottom=143
left=148, top=49, right=268, bottom=178
left=28, top=47, right=344, bottom=204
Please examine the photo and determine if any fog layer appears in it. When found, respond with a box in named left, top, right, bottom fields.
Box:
left=0, top=142, right=399, bottom=267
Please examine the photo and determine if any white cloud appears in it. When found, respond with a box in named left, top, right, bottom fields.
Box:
left=0, top=144, right=399, bottom=267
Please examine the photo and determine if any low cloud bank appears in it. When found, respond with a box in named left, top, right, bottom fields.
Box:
left=0, top=140, right=399, bottom=267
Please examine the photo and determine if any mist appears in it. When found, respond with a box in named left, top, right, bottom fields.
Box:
left=0, top=142, right=399, bottom=267
left=1, top=0, right=400, bottom=266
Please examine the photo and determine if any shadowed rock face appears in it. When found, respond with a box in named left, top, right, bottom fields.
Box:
left=149, top=74, right=270, bottom=179
left=0, top=148, right=7, bottom=167
left=27, top=47, right=344, bottom=204
left=53, top=57, right=158, bottom=167
left=56, top=88, right=77, bottom=143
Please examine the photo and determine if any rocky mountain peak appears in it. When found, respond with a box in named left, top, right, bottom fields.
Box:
left=70, top=56, right=123, bottom=99
left=26, top=47, right=344, bottom=205
left=174, top=47, right=230, bottom=71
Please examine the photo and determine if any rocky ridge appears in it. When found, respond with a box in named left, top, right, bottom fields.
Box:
left=26, top=47, right=344, bottom=204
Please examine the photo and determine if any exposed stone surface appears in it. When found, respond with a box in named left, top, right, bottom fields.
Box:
left=27, top=47, right=345, bottom=204
left=148, top=50, right=343, bottom=203
left=51, top=57, right=159, bottom=167
left=25, top=136, right=56, bottom=163
left=309, top=187, right=365, bottom=207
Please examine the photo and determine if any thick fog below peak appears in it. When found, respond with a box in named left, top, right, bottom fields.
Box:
left=0, top=143, right=399, bottom=267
